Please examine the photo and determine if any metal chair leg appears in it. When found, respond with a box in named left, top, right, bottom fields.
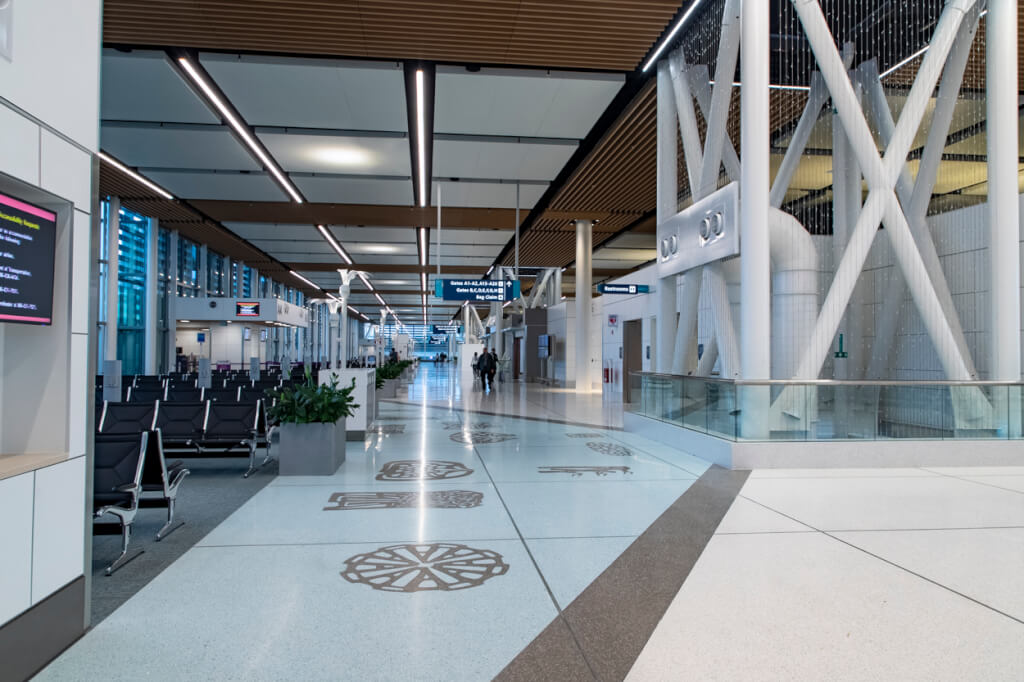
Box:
left=155, top=498, right=184, bottom=541
left=106, top=523, right=143, bottom=576
left=242, top=440, right=258, bottom=478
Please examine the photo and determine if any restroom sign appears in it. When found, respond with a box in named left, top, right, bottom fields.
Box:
left=608, top=314, right=618, bottom=327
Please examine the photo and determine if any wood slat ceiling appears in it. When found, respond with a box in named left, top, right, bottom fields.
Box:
left=102, top=0, right=683, bottom=72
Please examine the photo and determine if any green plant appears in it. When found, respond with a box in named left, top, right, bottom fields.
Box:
left=267, top=369, right=359, bottom=425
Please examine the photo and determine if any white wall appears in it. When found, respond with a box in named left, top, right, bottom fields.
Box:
left=549, top=298, right=604, bottom=389
left=0, top=0, right=102, bottom=630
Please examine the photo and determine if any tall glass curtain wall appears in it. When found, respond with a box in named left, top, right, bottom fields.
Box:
left=97, top=202, right=148, bottom=375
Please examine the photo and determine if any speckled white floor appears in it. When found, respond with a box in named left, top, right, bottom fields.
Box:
left=628, top=466, right=1024, bottom=681
left=38, top=373, right=701, bottom=681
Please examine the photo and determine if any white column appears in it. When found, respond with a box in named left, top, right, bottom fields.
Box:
left=740, top=0, right=770, bottom=381
left=656, top=59, right=678, bottom=373
left=198, top=244, right=208, bottom=297
left=104, top=197, right=121, bottom=362
left=166, top=230, right=179, bottom=373
left=574, top=219, right=593, bottom=392
left=988, top=0, right=1021, bottom=382
left=144, top=217, right=159, bottom=374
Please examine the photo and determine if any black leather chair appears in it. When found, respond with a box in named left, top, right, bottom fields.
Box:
left=128, top=386, right=165, bottom=403
left=202, top=401, right=264, bottom=477
left=206, top=387, right=240, bottom=402
left=166, top=387, right=204, bottom=402
left=139, top=432, right=190, bottom=540
left=153, top=401, right=206, bottom=451
left=94, top=433, right=148, bottom=575
left=98, top=401, right=157, bottom=435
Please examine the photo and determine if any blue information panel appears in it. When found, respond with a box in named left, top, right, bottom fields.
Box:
left=596, top=283, right=650, bottom=295
left=434, top=278, right=520, bottom=302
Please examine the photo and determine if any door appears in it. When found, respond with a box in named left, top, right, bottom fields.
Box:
left=623, top=319, right=643, bottom=404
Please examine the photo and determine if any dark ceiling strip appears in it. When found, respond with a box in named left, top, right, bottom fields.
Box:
left=403, top=61, right=435, bottom=209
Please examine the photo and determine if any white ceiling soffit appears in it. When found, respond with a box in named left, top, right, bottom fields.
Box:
left=249, top=240, right=339, bottom=258
left=101, top=124, right=262, bottom=171
left=101, top=50, right=219, bottom=125
left=429, top=229, right=511, bottom=246
left=294, top=175, right=414, bottom=205
left=259, top=132, right=411, bottom=176
left=331, top=226, right=422, bottom=243
left=429, top=244, right=502, bottom=259
left=434, top=138, right=576, bottom=182
left=146, top=170, right=287, bottom=202
left=434, top=67, right=622, bottom=139
left=201, top=54, right=408, bottom=132
left=432, top=181, right=546, bottom=209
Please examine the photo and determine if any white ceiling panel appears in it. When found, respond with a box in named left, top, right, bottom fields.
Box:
left=250, top=240, right=337, bottom=258
left=332, top=227, right=417, bottom=243
left=260, top=132, right=410, bottom=175
left=146, top=171, right=286, bottom=201
left=296, top=176, right=414, bottom=205
left=430, top=181, right=546, bottom=209
left=430, top=229, right=511, bottom=245
left=202, top=54, right=408, bottom=132
left=347, top=243, right=417, bottom=257
left=429, top=244, right=502, bottom=258
left=102, top=50, right=219, bottom=125
left=434, top=139, right=575, bottom=182
left=102, top=125, right=261, bottom=171
left=435, top=68, right=622, bottom=139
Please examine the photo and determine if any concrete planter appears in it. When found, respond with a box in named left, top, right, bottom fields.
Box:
left=278, top=419, right=346, bottom=476
left=378, top=379, right=398, bottom=399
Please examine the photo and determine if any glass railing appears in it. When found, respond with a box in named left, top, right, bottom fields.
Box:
left=628, top=372, right=1024, bottom=441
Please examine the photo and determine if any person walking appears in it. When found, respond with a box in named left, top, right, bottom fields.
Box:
left=488, top=349, right=498, bottom=389
left=478, top=349, right=495, bottom=391
left=472, top=351, right=480, bottom=380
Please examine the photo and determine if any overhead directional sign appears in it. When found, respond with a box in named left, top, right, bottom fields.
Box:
left=434, top=278, right=521, bottom=302
left=596, top=283, right=650, bottom=295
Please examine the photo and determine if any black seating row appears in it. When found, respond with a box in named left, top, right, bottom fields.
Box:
left=93, top=431, right=189, bottom=575
left=98, top=399, right=271, bottom=478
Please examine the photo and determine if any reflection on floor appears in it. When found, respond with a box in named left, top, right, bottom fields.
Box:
left=38, top=366, right=705, bottom=680
left=398, top=360, right=623, bottom=429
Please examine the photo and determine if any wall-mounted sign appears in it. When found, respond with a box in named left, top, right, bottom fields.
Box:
left=597, top=283, right=650, bottom=295
left=434, top=279, right=520, bottom=302
left=608, top=315, right=618, bottom=327
left=197, top=332, right=206, bottom=343
left=236, top=301, right=260, bottom=317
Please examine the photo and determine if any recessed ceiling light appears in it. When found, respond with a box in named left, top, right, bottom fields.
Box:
left=311, top=146, right=374, bottom=167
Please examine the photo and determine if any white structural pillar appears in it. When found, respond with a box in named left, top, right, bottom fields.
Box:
left=574, top=219, right=593, bottom=392
left=740, top=0, right=770, bottom=382
left=656, top=60, right=678, bottom=373
left=988, top=0, right=1021, bottom=383
left=105, top=197, right=121, bottom=363
left=144, top=217, right=159, bottom=374
left=166, top=230, right=179, bottom=372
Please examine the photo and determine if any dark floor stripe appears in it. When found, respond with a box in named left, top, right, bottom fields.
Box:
left=496, top=466, right=750, bottom=682
left=381, top=398, right=625, bottom=430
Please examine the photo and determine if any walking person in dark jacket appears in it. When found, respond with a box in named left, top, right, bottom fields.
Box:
left=478, top=349, right=496, bottom=391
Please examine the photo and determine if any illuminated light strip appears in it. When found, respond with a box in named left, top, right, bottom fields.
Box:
left=878, top=46, right=929, bottom=79
left=418, top=227, right=427, bottom=266
left=316, top=224, right=353, bottom=264
left=98, top=152, right=174, bottom=200
left=177, top=57, right=304, bottom=204
left=289, top=270, right=319, bottom=289
left=642, top=0, right=705, bottom=72
left=709, top=80, right=811, bottom=92
left=416, top=69, right=427, bottom=207
left=358, top=272, right=374, bottom=291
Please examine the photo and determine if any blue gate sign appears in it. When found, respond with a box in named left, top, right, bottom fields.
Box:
left=434, top=279, right=521, bottom=302
left=197, top=332, right=206, bottom=343
left=596, top=283, right=650, bottom=295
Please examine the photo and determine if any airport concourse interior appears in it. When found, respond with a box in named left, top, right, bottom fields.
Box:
left=1, top=0, right=1024, bottom=680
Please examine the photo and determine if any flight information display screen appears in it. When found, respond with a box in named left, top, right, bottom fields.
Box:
left=0, top=191, right=56, bottom=325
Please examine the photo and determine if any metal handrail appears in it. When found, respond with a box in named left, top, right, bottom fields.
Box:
left=629, top=371, right=1024, bottom=387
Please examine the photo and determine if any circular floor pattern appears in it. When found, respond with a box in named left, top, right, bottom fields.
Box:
left=566, top=432, right=606, bottom=439
left=585, top=441, right=633, bottom=457
left=341, top=543, right=509, bottom=592
left=449, top=431, right=517, bottom=444
left=375, top=460, right=475, bottom=480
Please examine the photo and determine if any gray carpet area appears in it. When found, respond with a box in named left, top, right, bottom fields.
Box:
left=90, top=455, right=278, bottom=624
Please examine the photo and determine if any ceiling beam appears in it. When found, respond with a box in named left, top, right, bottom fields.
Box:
left=288, top=262, right=483, bottom=274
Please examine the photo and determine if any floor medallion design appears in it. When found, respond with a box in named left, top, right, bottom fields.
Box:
left=373, top=424, right=406, bottom=434
left=538, top=465, right=633, bottom=478
left=341, top=543, right=509, bottom=592
left=443, top=421, right=495, bottom=431
left=449, top=431, right=516, bottom=444
left=375, top=460, right=475, bottom=481
left=586, top=441, right=633, bottom=457
left=566, top=432, right=606, bottom=439
left=324, top=490, right=484, bottom=510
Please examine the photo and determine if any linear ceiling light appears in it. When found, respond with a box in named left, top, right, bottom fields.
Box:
left=709, top=80, right=811, bottom=92
left=418, top=227, right=427, bottom=266
left=289, top=270, right=319, bottom=289
left=316, top=224, right=353, bottom=264
left=177, top=57, right=304, bottom=204
left=98, top=152, right=174, bottom=200
left=358, top=272, right=374, bottom=291
left=416, top=69, right=427, bottom=207
left=878, top=45, right=929, bottom=79
left=642, top=0, right=705, bottom=72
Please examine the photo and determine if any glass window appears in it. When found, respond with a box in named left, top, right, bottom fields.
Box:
left=116, top=208, right=148, bottom=375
